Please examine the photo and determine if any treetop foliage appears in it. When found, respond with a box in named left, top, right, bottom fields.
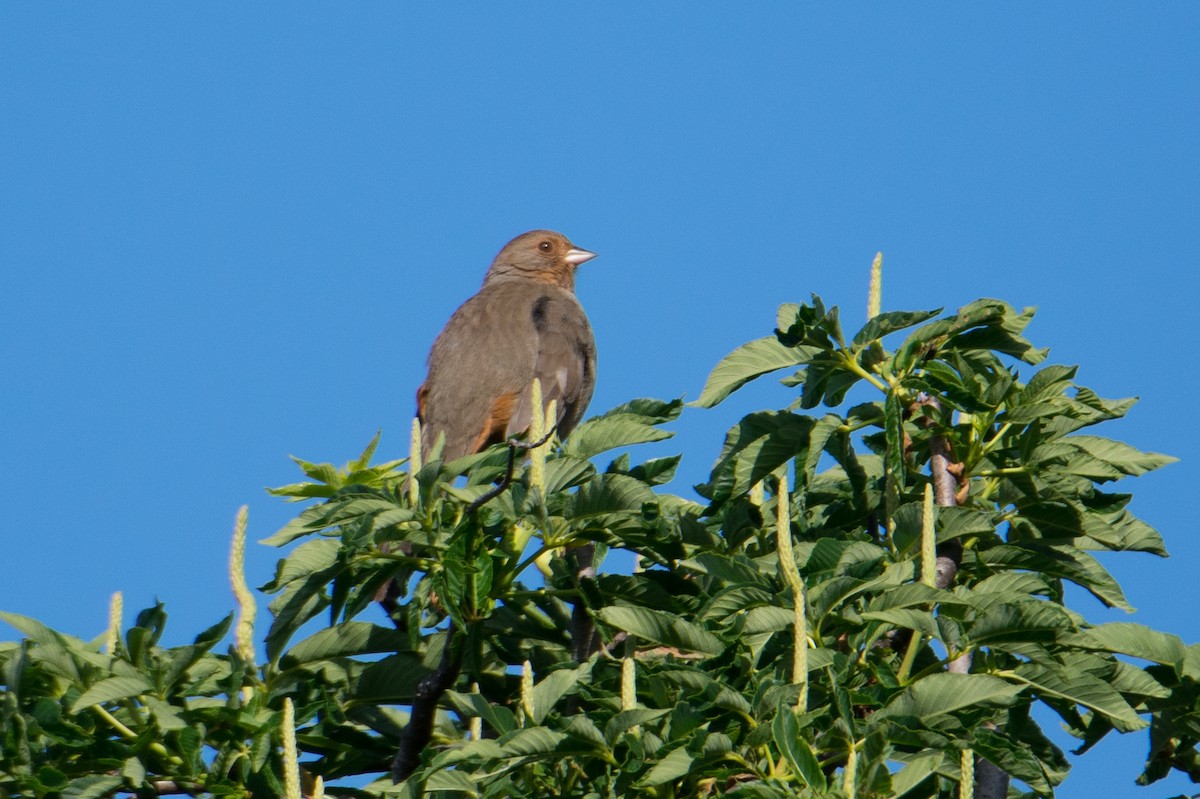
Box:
left=2, top=291, right=1190, bottom=799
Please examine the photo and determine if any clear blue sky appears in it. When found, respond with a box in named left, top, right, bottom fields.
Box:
left=2, top=5, right=1196, bottom=796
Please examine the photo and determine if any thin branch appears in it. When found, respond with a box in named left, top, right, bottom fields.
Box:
left=464, top=423, right=559, bottom=516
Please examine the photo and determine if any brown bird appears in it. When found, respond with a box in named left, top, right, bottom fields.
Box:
left=417, top=230, right=598, bottom=461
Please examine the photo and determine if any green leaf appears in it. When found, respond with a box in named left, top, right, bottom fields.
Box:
left=352, top=652, right=429, bottom=704
left=636, top=745, right=695, bottom=787
left=260, top=538, right=341, bottom=591
left=890, top=751, right=945, bottom=797
left=143, top=695, right=188, bottom=732
left=563, top=399, right=682, bottom=459
left=567, top=473, right=658, bottom=518
left=61, top=775, right=124, bottom=799
left=605, top=708, right=671, bottom=743
left=544, top=456, right=597, bottom=494
left=1067, top=622, right=1186, bottom=665
left=884, top=391, right=905, bottom=493
left=498, top=727, right=569, bottom=758
left=694, top=336, right=815, bottom=408
left=876, top=673, right=1022, bottom=720
left=530, top=662, right=591, bottom=724
left=772, top=708, right=826, bottom=790
left=979, top=543, right=1131, bottom=611
left=702, top=411, right=815, bottom=502
left=1065, top=436, right=1177, bottom=478
left=967, top=601, right=1074, bottom=646
left=1013, top=661, right=1146, bottom=731
left=852, top=308, right=941, bottom=347
left=281, top=622, right=412, bottom=667
left=265, top=580, right=332, bottom=663
left=70, top=675, right=153, bottom=713
left=860, top=609, right=940, bottom=639
left=625, top=455, right=682, bottom=486
left=424, top=770, right=480, bottom=794
left=598, top=607, right=724, bottom=656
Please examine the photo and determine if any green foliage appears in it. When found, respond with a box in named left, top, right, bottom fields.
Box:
left=1, top=295, right=1188, bottom=798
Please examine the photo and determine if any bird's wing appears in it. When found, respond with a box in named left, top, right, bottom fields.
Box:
left=420, top=285, right=538, bottom=460
left=506, top=290, right=596, bottom=441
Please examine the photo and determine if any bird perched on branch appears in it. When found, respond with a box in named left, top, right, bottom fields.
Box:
left=417, top=229, right=598, bottom=461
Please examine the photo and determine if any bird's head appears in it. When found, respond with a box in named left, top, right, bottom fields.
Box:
left=483, top=230, right=597, bottom=291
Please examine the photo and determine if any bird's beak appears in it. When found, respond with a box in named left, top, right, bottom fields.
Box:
left=565, top=247, right=597, bottom=266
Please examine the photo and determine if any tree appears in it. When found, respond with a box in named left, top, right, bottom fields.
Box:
left=2, top=281, right=1193, bottom=798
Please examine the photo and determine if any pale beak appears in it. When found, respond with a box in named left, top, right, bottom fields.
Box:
left=565, top=247, right=598, bottom=266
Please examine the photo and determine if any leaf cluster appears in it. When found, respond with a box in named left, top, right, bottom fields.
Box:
left=1, top=296, right=1190, bottom=799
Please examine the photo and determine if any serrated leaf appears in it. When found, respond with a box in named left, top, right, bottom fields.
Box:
left=695, top=337, right=816, bottom=408
left=1065, top=436, right=1177, bottom=478
left=261, top=538, right=341, bottom=591
left=530, top=662, right=591, bottom=724
left=852, top=308, right=941, bottom=347
left=637, top=745, right=695, bottom=787
left=498, top=727, right=568, bottom=758
left=424, top=770, right=480, bottom=794
left=772, top=708, right=826, bottom=790
left=544, top=456, right=596, bottom=494
left=62, top=775, right=124, bottom=799
left=605, top=708, right=671, bottom=743
left=967, top=601, right=1074, bottom=646
left=143, top=695, right=187, bottom=732
left=702, top=411, right=815, bottom=502
left=861, top=609, right=941, bottom=638
left=877, top=673, right=1022, bottom=720
left=980, top=543, right=1131, bottom=611
left=1013, top=661, right=1146, bottom=731
left=70, top=675, right=153, bottom=712
left=281, top=622, right=412, bottom=667
left=1068, top=622, right=1186, bottom=665
left=890, top=751, right=944, bottom=797
left=563, top=414, right=674, bottom=459
left=352, top=653, right=429, bottom=704
left=598, top=606, right=723, bottom=656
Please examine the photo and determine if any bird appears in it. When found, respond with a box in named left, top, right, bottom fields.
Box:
left=416, top=229, right=598, bottom=462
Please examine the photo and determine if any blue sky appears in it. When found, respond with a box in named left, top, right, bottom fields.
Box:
left=2, top=5, right=1197, bottom=796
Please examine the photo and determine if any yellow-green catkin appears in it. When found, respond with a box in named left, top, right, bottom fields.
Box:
left=105, top=591, right=123, bottom=655
left=528, top=378, right=546, bottom=492
left=867, top=251, right=883, bottom=320
left=960, top=748, right=975, bottom=799
left=842, top=741, right=858, bottom=799
left=921, top=484, right=937, bottom=588
left=775, top=472, right=808, bottom=710
left=229, top=505, right=257, bottom=665
left=281, top=698, right=301, bottom=799
left=312, top=776, right=325, bottom=799
left=749, top=480, right=764, bottom=507
left=621, top=657, right=637, bottom=711
left=622, top=656, right=640, bottom=735
left=408, top=417, right=422, bottom=506
left=520, top=660, right=535, bottom=725
left=469, top=682, right=483, bottom=741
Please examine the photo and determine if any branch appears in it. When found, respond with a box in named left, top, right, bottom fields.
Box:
left=570, top=543, right=598, bottom=663
left=391, top=627, right=463, bottom=783
left=917, top=393, right=1009, bottom=799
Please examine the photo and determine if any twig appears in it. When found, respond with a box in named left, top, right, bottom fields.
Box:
left=464, top=423, right=559, bottom=516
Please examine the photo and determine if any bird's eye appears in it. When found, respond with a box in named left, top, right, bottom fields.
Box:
left=538, top=241, right=552, bottom=252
